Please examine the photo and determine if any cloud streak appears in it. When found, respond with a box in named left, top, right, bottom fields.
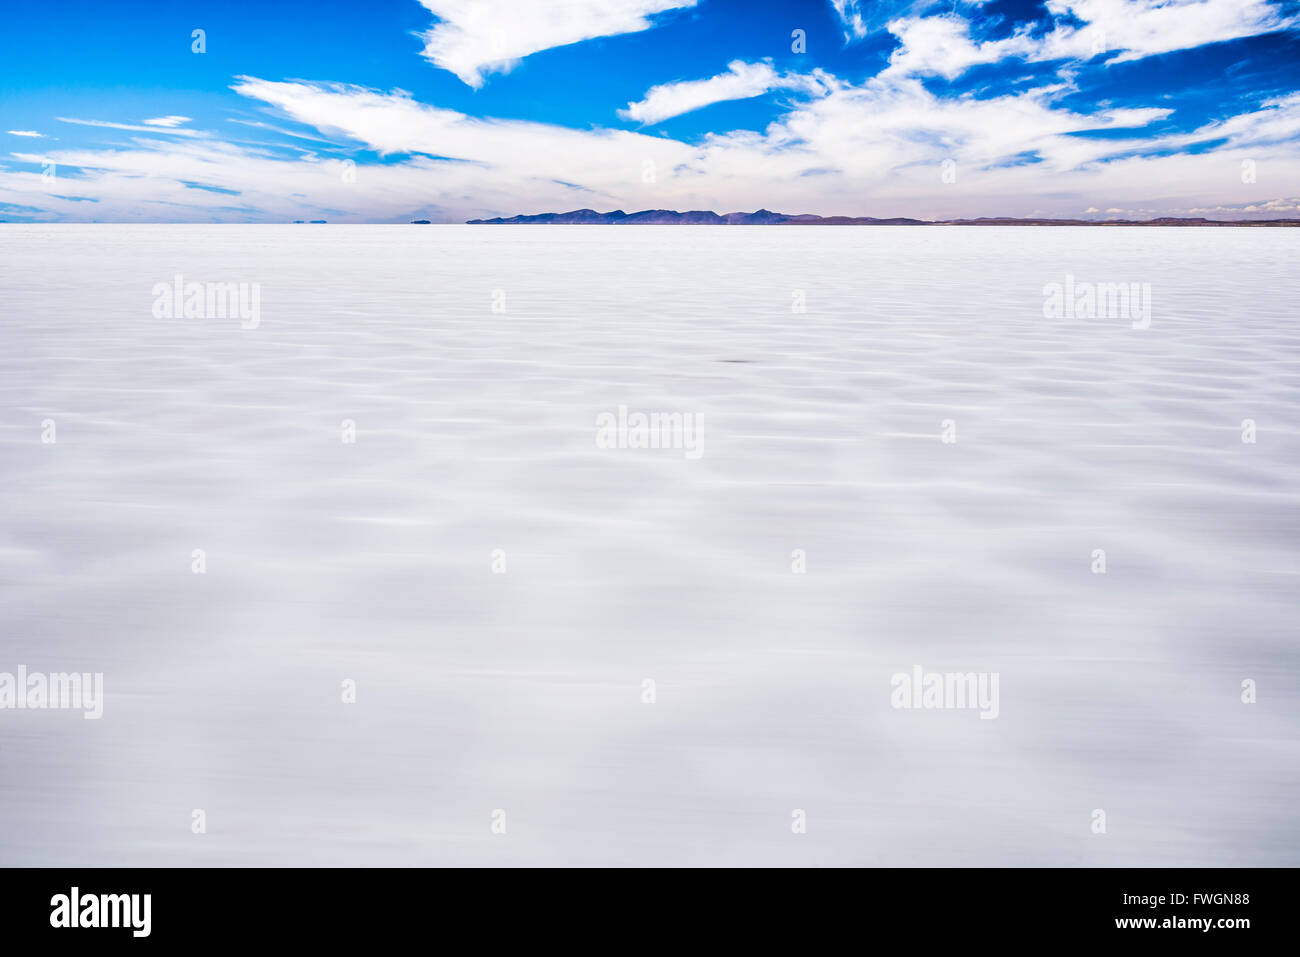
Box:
left=881, top=0, right=1299, bottom=80
left=620, top=61, right=831, bottom=124
left=417, top=0, right=697, bottom=88
left=56, top=117, right=204, bottom=137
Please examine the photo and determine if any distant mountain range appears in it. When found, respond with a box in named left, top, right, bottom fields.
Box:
left=460, top=208, right=1300, bottom=227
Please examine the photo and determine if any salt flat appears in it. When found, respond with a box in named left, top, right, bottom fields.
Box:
left=0, top=224, right=1297, bottom=865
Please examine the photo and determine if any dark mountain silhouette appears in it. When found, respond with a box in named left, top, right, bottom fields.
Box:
left=465, top=208, right=1299, bottom=226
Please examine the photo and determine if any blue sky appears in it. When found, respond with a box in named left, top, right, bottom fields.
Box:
left=3, top=0, right=1299, bottom=221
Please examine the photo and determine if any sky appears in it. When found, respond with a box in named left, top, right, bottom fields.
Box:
left=2, top=0, right=1299, bottom=222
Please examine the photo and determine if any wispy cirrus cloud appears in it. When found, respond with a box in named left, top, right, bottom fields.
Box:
left=56, top=117, right=204, bottom=137
left=142, top=116, right=192, bottom=128
left=828, top=1, right=973, bottom=43
left=829, top=0, right=871, bottom=41
left=880, top=0, right=1299, bottom=79
left=417, top=0, right=697, bottom=88
left=1037, top=0, right=1298, bottom=65
left=619, top=60, right=831, bottom=125
left=6, top=130, right=44, bottom=138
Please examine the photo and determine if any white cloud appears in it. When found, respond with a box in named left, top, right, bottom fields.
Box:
left=829, top=1, right=870, bottom=41
left=620, top=61, right=831, bottom=125
left=1039, top=0, right=1297, bottom=64
left=829, top=1, right=998, bottom=44
left=1186, top=197, right=1300, bottom=213
left=229, top=75, right=695, bottom=187
left=881, top=14, right=1035, bottom=80
left=143, top=116, right=192, bottom=127
left=57, top=117, right=204, bottom=137
left=881, top=1, right=1298, bottom=80
left=226, top=118, right=349, bottom=145
left=6, top=130, right=43, bottom=137
left=417, top=0, right=697, bottom=88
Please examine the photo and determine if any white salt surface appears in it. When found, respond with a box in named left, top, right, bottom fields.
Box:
left=0, top=224, right=1297, bottom=865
